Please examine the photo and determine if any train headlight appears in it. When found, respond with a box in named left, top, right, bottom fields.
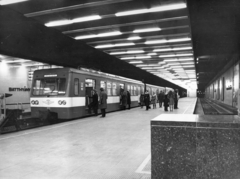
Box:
left=31, top=100, right=35, bottom=105
left=58, top=100, right=62, bottom=105
left=35, top=100, right=39, bottom=105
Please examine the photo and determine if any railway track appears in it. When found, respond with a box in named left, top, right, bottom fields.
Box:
left=200, top=98, right=238, bottom=115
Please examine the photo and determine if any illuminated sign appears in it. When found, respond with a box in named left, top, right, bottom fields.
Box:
left=44, top=74, right=57, bottom=77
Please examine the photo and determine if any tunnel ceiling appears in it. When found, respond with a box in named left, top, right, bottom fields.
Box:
left=0, top=0, right=239, bottom=91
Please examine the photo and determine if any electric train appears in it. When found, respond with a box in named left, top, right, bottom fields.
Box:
left=30, top=68, right=173, bottom=120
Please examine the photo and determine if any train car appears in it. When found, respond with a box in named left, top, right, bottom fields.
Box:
left=30, top=68, right=171, bottom=120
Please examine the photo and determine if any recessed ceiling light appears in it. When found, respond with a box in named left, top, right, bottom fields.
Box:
left=127, top=36, right=142, bottom=40
left=95, top=42, right=135, bottom=48
left=0, top=0, right=28, bottom=5
left=133, top=27, right=161, bottom=33
left=115, top=3, right=186, bottom=16
left=45, top=15, right=101, bottom=27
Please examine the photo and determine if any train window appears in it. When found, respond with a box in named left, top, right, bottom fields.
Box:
left=119, top=83, right=124, bottom=95
left=100, top=81, right=106, bottom=91
left=112, top=83, right=117, bottom=95
left=85, top=79, right=96, bottom=89
left=74, top=78, right=79, bottom=95
left=107, top=82, right=112, bottom=96
left=131, top=85, right=134, bottom=95
left=32, top=78, right=66, bottom=96
left=133, top=86, right=137, bottom=96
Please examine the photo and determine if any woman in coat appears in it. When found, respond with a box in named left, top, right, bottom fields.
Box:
left=99, top=88, right=108, bottom=117
left=151, top=92, right=157, bottom=109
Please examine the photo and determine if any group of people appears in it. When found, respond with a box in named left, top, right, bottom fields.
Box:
left=139, top=89, right=180, bottom=111
left=119, top=89, right=131, bottom=110
left=89, top=88, right=180, bottom=117
left=89, top=88, right=108, bottom=118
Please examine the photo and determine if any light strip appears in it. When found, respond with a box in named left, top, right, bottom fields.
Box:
left=164, top=59, right=178, bottom=62
left=95, top=42, right=135, bottom=49
left=136, top=56, right=151, bottom=59
left=45, top=15, right=101, bottom=27
left=133, top=27, right=161, bottom=33
left=5, top=60, right=31, bottom=63
left=178, top=58, right=194, bottom=61
left=75, top=31, right=122, bottom=40
left=127, top=50, right=145, bottom=54
left=0, top=0, right=28, bottom=5
left=115, top=3, right=186, bottom=16
left=153, top=46, right=192, bottom=52
left=127, top=36, right=141, bottom=40
left=145, top=37, right=191, bottom=45
left=147, top=53, right=157, bottom=55
left=159, top=53, right=192, bottom=58
left=110, top=51, right=126, bottom=55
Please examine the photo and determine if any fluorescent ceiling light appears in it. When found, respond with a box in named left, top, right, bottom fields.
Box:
left=167, top=63, right=181, bottom=65
left=168, top=37, right=191, bottom=42
left=180, top=62, right=194, bottom=65
left=115, top=3, right=186, bottom=16
left=136, top=56, right=151, bottom=59
left=127, top=36, right=141, bottom=40
left=72, top=15, right=101, bottom=23
left=127, top=50, right=144, bottom=54
left=129, top=61, right=143, bottom=64
left=110, top=51, right=126, bottom=55
left=75, top=31, right=122, bottom=40
left=146, top=37, right=190, bottom=45
left=171, top=66, right=182, bottom=68
left=153, top=48, right=172, bottom=52
left=133, top=27, right=161, bottom=33
left=163, top=59, right=178, bottom=62
left=136, top=64, right=158, bottom=67
left=45, top=15, right=101, bottom=27
left=95, top=44, right=114, bottom=49
left=145, top=39, right=167, bottom=44
left=182, top=65, right=195, bottom=67
left=173, top=47, right=192, bottom=50
left=114, top=42, right=135, bottom=47
left=5, top=59, right=30, bottom=63
left=95, top=42, right=135, bottom=49
left=121, top=57, right=135, bottom=60
left=45, top=20, right=72, bottom=27
left=0, top=0, right=28, bottom=5
left=159, top=53, right=192, bottom=58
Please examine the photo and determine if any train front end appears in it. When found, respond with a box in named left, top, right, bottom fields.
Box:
left=30, top=68, right=71, bottom=121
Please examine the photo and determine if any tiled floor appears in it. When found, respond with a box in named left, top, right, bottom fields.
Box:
left=0, top=97, right=196, bottom=179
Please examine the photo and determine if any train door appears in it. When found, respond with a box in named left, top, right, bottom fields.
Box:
left=85, top=79, right=96, bottom=113
left=222, top=77, right=225, bottom=101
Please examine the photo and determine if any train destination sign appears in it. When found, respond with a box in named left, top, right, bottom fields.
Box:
left=9, top=87, right=31, bottom=92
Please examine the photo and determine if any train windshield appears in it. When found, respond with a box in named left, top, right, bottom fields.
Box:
left=32, top=78, right=66, bottom=96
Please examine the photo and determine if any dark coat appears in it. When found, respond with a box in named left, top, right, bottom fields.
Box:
left=99, top=91, right=108, bottom=109
left=121, top=91, right=127, bottom=106
left=158, top=92, right=164, bottom=102
left=127, top=91, right=131, bottom=104
left=144, top=93, right=150, bottom=105
left=163, top=95, right=169, bottom=107
left=91, top=93, right=98, bottom=108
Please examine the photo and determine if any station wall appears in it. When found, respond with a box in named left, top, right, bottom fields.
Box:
left=205, top=61, right=239, bottom=110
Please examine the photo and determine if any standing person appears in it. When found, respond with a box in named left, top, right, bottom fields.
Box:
left=163, top=94, right=169, bottom=111
left=144, top=90, right=150, bottom=110
left=99, top=88, right=108, bottom=117
left=121, top=89, right=127, bottom=110
left=151, top=92, right=157, bottom=109
left=174, top=89, right=179, bottom=109
left=91, top=89, right=98, bottom=116
left=127, top=91, right=131, bottom=110
left=140, top=92, right=145, bottom=108
left=168, top=90, right=174, bottom=111
left=158, top=90, right=164, bottom=108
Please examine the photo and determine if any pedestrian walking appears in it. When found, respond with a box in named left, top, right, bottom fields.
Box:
left=99, top=88, right=108, bottom=117
left=151, top=92, right=157, bottom=109
left=158, top=90, right=164, bottom=108
left=144, top=90, right=150, bottom=110
left=163, top=94, right=169, bottom=111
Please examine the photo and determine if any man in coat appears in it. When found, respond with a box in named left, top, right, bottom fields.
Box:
left=99, top=88, right=108, bottom=117
left=91, top=89, right=98, bottom=116
left=174, top=89, right=179, bottom=109
left=127, top=91, right=131, bottom=110
left=157, top=90, right=164, bottom=108
left=144, top=90, right=150, bottom=110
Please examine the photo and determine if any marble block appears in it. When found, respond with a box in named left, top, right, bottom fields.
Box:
left=151, top=114, right=240, bottom=179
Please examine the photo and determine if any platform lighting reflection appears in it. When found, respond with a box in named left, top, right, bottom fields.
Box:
left=146, top=37, right=191, bottom=45
left=115, top=3, right=186, bottom=16
left=133, top=27, right=161, bottom=33
left=45, top=15, right=101, bottom=27
left=0, top=0, right=28, bottom=5
left=75, top=31, right=122, bottom=40
left=127, top=36, right=141, bottom=40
